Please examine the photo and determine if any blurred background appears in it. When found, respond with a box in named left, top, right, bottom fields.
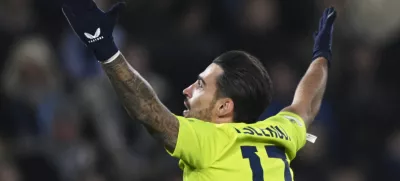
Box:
left=0, top=0, right=400, bottom=181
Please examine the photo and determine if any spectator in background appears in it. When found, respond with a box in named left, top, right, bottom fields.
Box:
left=1, top=35, right=64, bottom=137
left=0, top=162, right=20, bottom=181
left=0, top=0, right=35, bottom=34
left=0, top=0, right=35, bottom=65
left=47, top=99, right=99, bottom=181
left=240, top=0, right=280, bottom=35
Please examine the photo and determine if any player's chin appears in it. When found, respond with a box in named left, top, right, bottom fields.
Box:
left=183, top=110, right=189, bottom=117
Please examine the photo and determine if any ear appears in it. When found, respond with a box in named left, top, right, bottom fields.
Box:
left=216, top=98, right=234, bottom=117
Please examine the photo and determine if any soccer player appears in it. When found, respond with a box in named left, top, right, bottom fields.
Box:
left=62, top=0, right=336, bottom=180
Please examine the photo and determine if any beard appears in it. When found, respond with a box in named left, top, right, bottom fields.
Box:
left=185, top=97, right=217, bottom=122
left=185, top=107, right=213, bottom=122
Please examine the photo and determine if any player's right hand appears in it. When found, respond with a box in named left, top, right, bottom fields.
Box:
left=312, top=7, right=337, bottom=66
left=62, top=0, right=125, bottom=62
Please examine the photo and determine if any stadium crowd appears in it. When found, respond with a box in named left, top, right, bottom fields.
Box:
left=0, top=0, right=399, bottom=181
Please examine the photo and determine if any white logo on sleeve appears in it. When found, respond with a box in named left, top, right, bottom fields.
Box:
left=84, top=28, right=104, bottom=43
left=306, top=133, right=318, bottom=143
left=283, top=115, right=318, bottom=143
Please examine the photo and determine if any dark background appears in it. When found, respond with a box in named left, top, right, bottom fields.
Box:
left=0, top=0, right=400, bottom=181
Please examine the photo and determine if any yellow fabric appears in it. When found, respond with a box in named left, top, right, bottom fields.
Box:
left=167, top=111, right=307, bottom=181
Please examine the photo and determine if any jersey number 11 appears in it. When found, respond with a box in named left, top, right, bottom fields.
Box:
left=241, top=146, right=292, bottom=181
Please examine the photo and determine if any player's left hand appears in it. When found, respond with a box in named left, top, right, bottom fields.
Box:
left=312, top=7, right=337, bottom=66
left=62, top=0, right=125, bottom=61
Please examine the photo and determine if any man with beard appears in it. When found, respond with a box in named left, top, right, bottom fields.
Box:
left=62, top=0, right=336, bottom=180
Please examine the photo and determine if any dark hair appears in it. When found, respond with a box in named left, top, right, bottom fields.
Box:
left=213, top=50, right=273, bottom=123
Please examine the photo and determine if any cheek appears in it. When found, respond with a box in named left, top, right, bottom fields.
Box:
left=189, top=89, right=215, bottom=110
left=189, top=93, right=204, bottom=109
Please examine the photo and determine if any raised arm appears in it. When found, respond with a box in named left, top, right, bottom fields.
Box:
left=62, top=1, right=179, bottom=151
left=282, top=7, right=337, bottom=128
left=282, top=57, right=328, bottom=127
left=102, top=53, right=179, bottom=150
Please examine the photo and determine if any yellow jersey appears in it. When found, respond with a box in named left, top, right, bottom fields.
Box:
left=167, top=111, right=307, bottom=181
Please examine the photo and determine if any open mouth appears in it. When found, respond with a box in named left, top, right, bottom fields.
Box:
left=183, top=101, right=190, bottom=116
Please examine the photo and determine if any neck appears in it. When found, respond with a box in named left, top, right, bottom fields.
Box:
left=214, top=116, right=233, bottom=124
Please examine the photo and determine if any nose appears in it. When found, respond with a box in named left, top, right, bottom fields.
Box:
left=183, top=84, right=193, bottom=99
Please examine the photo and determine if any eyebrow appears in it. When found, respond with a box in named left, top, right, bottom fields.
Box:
left=198, top=76, right=206, bottom=86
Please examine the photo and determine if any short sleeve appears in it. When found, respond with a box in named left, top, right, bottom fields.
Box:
left=166, top=115, right=232, bottom=169
left=275, top=111, right=307, bottom=152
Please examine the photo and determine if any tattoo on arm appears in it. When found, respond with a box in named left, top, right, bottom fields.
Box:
left=101, top=54, right=179, bottom=151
